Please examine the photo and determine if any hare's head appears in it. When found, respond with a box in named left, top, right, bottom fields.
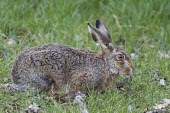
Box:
left=88, top=20, right=134, bottom=79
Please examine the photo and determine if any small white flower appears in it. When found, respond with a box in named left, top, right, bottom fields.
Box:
left=130, top=53, right=139, bottom=60
left=7, top=38, right=15, bottom=45
left=158, top=51, right=170, bottom=58
left=159, top=79, right=166, bottom=86
left=128, top=105, right=133, bottom=112
left=25, top=103, right=42, bottom=113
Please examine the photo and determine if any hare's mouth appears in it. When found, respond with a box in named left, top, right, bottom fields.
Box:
left=118, top=68, right=133, bottom=80
left=123, top=67, right=133, bottom=76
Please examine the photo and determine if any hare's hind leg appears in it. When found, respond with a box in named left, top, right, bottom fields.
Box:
left=12, top=70, right=54, bottom=92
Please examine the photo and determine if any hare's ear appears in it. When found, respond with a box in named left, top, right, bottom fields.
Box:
left=96, top=19, right=111, bottom=41
left=87, top=20, right=113, bottom=52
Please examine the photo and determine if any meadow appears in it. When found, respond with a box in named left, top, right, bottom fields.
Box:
left=0, top=0, right=170, bottom=112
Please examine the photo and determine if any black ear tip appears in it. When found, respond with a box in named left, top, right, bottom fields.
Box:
left=96, top=19, right=100, bottom=22
left=96, top=19, right=101, bottom=28
left=87, top=23, right=92, bottom=27
left=96, top=19, right=101, bottom=24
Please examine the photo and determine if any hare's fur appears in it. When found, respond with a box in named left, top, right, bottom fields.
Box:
left=11, top=20, right=133, bottom=96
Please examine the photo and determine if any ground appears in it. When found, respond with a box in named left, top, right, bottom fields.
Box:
left=0, top=0, right=170, bottom=112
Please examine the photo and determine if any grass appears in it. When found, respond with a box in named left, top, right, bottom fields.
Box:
left=0, top=0, right=170, bottom=112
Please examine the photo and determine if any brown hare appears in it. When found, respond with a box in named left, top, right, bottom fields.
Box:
left=11, top=19, right=134, bottom=98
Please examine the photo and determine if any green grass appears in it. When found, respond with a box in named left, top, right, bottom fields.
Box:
left=0, top=0, right=170, bottom=112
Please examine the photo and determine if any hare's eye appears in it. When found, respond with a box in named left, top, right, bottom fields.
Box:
left=117, top=54, right=125, bottom=60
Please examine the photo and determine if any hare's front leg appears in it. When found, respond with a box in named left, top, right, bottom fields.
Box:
left=48, top=75, right=66, bottom=95
left=50, top=72, right=103, bottom=103
left=48, top=81, right=80, bottom=103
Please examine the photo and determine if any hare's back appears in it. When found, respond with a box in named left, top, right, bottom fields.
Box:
left=13, top=44, right=73, bottom=68
left=12, top=44, right=93, bottom=76
left=21, top=44, right=70, bottom=54
left=12, top=43, right=98, bottom=78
